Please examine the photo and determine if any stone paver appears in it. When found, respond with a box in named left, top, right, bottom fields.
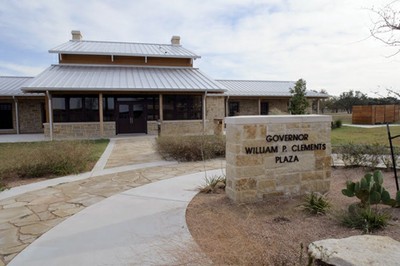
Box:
left=0, top=136, right=225, bottom=265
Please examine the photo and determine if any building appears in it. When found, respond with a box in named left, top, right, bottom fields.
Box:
left=0, top=77, right=44, bottom=134
left=1, top=31, right=328, bottom=139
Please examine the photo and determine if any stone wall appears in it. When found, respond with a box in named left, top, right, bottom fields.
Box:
left=18, top=99, right=44, bottom=133
left=44, top=122, right=116, bottom=139
left=206, top=96, right=225, bottom=135
left=147, top=121, right=158, bottom=135
left=160, top=120, right=204, bottom=136
left=234, top=99, right=259, bottom=115
left=225, top=115, right=332, bottom=203
left=269, top=99, right=289, bottom=114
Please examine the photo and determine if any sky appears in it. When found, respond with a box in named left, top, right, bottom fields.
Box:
left=0, top=0, right=399, bottom=97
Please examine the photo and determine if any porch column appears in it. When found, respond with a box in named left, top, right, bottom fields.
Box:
left=225, top=96, right=229, bottom=117
left=46, top=91, right=53, bottom=141
left=258, top=99, right=261, bottom=115
left=13, top=96, right=20, bottom=134
left=159, top=94, right=163, bottom=121
left=317, top=99, right=320, bottom=114
left=99, top=93, right=104, bottom=137
left=202, top=92, right=207, bottom=132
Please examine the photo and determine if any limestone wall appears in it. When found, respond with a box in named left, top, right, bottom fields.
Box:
left=269, top=99, right=289, bottom=114
left=19, top=99, right=44, bottom=133
left=225, top=115, right=332, bottom=203
left=160, top=120, right=205, bottom=136
left=44, top=122, right=115, bottom=139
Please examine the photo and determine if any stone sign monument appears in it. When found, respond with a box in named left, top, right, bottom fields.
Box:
left=225, top=115, right=332, bottom=203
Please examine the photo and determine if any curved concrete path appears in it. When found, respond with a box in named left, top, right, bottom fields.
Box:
left=0, top=136, right=225, bottom=265
left=8, top=170, right=219, bottom=266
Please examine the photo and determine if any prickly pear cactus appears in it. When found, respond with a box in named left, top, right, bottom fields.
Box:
left=341, top=170, right=394, bottom=208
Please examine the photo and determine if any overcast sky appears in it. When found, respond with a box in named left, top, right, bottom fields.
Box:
left=0, top=0, right=399, bottom=97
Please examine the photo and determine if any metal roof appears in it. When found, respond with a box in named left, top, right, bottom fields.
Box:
left=217, top=80, right=329, bottom=98
left=0, top=76, right=40, bottom=96
left=49, top=40, right=201, bottom=59
left=23, top=65, right=226, bottom=93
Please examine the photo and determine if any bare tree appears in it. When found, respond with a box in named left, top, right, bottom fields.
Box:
left=370, top=1, right=400, bottom=55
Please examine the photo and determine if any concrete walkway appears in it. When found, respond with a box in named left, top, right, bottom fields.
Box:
left=0, top=134, right=47, bottom=143
left=0, top=136, right=225, bottom=265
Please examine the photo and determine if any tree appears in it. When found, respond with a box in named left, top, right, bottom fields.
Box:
left=289, top=79, right=309, bottom=114
left=336, top=90, right=368, bottom=114
left=370, top=1, right=400, bottom=55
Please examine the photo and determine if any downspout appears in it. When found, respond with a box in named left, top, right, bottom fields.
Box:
left=46, top=91, right=53, bottom=141
left=12, top=96, right=19, bottom=134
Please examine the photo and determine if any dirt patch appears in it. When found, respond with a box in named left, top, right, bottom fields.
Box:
left=186, top=167, right=400, bottom=265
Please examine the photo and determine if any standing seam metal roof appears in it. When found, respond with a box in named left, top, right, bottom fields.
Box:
left=0, top=76, right=39, bottom=96
left=49, top=40, right=201, bottom=59
left=217, top=80, right=329, bottom=98
left=22, top=65, right=226, bottom=92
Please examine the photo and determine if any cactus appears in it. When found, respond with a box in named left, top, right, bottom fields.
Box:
left=341, top=170, right=395, bottom=208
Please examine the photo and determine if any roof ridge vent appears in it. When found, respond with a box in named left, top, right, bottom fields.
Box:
left=71, top=30, right=82, bottom=41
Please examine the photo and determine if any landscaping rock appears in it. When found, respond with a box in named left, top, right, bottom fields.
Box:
left=308, top=235, right=400, bottom=266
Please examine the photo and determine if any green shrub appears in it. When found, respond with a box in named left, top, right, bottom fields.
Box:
left=156, top=135, right=225, bottom=161
left=331, top=119, right=342, bottom=129
left=301, top=192, right=331, bottom=215
left=340, top=205, right=391, bottom=233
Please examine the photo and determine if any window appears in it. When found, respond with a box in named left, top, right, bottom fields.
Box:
left=0, top=103, right=13, bottom=129
left=228, top=102, right=239, bottom=116
left=52, top=95, right=99, bottom=122
left=103, top=96, right=115, bottom=121
left=261, top=102, right=269, bottom=115
left=163, top=95, right=202, bottom=120
left=147, top=95, right=159, bottom=121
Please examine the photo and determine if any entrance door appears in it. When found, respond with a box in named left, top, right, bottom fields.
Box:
left=117, top=101, right=147, bottom=134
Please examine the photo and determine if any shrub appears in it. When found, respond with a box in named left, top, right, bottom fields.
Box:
left=337, top=143, right=366, bottom=167
left=0, top=178, right=6, bottom=191
left=0, top=140, right=107, bottom=181
left=331, top=119, right=342, bottom=129
left=198, top=175, right=226, bottom=193
left=340, top=205, right=391, bottom=233
left=156, top=135, right=225, bottom=161
left=301, top=192, right=331, bottom=215
left=336, top=143, right=393, bottom=168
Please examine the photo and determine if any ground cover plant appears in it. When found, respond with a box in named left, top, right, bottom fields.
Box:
left=0, top=139, right=108, bottom=189
left=156, top=135, right=225, bottom=161
left=301, top=192, right=331, bottom=215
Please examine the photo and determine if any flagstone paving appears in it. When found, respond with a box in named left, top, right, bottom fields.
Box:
left=0, top=136, right=225, bottom=265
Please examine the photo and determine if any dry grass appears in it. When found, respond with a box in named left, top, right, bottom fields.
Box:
left=0, top=139, right=109, bottom=189
left=186, top=167, right=400, bottom=265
